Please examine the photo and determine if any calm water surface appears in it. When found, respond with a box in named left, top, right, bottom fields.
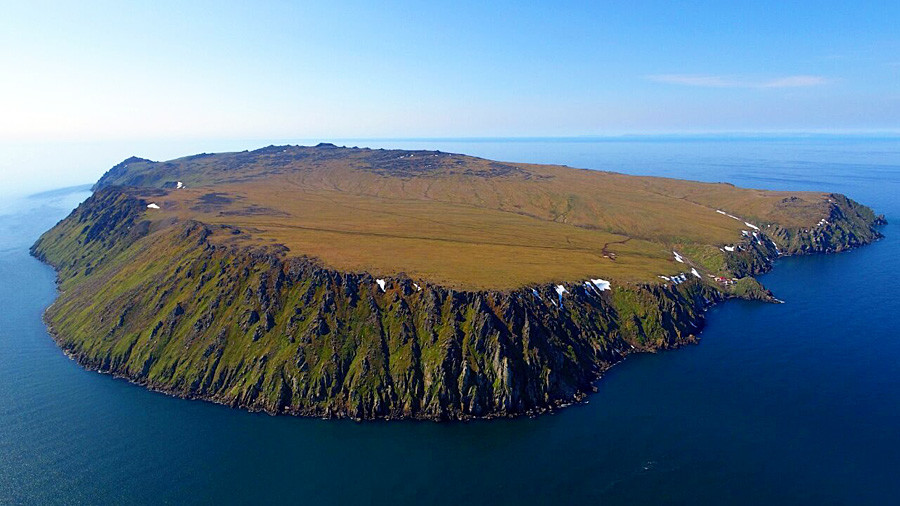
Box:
left=0, top=139, right=898, bottom=504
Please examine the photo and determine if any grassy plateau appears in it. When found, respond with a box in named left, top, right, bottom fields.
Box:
left=91, top=144, right=864, bottom=289
left=30, top=144, right=884, bottom=420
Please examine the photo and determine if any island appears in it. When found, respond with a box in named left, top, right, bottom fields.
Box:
left=31, top=144, right=885, bottom=420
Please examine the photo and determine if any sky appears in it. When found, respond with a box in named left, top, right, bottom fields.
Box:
left=2, top=0, right=899, bottom=141
left=1, top=1, right=899, bottom=196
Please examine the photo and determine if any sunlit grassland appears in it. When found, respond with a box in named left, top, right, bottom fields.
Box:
left=112, top=146, right=835, bottom=290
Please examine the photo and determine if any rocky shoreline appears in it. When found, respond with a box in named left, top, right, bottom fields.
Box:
left=31, top=187, right=884, bottom=421
left=42, top=291, right=707, bottom=422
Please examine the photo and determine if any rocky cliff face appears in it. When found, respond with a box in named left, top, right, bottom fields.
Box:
left=33, top=189, right=726, bottom=420
left=770, top=193, right=885, bottom=255
left=723, top=193, right=885, bottom=278
left=31, top=187, right=884, bottom=420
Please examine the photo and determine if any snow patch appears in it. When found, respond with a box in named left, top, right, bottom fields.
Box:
left=691, top=268, right=701, bottom=278
left=669, top=273, right=688, bottom=285
left=413, top=283, right=421, bottom=291
left=590, top=278, right=611, bottom=291
left=745, top=222, right=760, bottom=230
left=716, top=209, right=741, bottom=221
left=555, top=285, right=568, bottom=305
left=673, top=251, right=684, bottom=263
left=724, top=246, right=735, bottom=252
left=146, top=203, right=160, bottom=209
left=376, top=279, right=386, bottom=292
left=176, top=181, right=184, bottom=189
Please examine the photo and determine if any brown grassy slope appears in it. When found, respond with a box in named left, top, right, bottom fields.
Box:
left=102, top=145, right=839, bottom=290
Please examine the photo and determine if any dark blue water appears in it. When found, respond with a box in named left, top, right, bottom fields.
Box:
left=1, top=139, right=897, bottom=504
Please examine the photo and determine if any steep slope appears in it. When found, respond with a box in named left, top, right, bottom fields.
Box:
left=32, top=145, right=885, bottom=420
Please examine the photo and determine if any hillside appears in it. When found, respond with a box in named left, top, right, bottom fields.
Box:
left=31, top=144, right=885, bottom=419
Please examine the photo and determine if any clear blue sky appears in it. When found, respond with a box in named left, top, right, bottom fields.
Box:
left=1, top=0, right=899, bottom=140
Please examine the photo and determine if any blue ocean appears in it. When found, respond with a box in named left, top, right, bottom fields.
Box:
left=1, top=137, right=897, bottom=504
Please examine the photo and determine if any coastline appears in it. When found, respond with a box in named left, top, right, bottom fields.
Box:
left=34, top=207, right=883, bottom=421
left=28, top=148, right=886, bottom=421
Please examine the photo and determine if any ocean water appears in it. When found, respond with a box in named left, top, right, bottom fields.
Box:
left=0, top=138, right=897, bottom=504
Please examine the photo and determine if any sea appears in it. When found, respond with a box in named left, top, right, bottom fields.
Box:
left=0, top=137, right=897, bottom=504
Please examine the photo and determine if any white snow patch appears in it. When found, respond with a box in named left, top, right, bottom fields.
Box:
left=555, top=285, right=568, bottom=305
left=673, top=251, right=684, bottom=263
left=590, top=278, right=611, bottom=291
left=670, top=273, right=688, bottom=285
left=376, top=279, right=386, bottom=292
left=413, top=283, right=421, bottom=291
left=532, top=288, right=541, bottom=299
left=745, top=222, right=760, bottom=230
left=716, top=209, right=741, bottom=221
left=147, top=203, right=160, bottom=209
left=724, top=246, right=735, bottom=252
left=691, top=268, right=701, bottom=278
left=658, top=275, right=670, bottom=281
left=176, top=181, right=184, bottom=189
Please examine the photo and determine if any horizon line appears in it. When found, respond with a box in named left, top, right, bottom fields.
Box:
left=4, top=130, right=900, bottom=145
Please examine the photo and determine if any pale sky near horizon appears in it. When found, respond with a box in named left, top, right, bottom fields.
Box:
left=2, top=0, right=899, bottom=142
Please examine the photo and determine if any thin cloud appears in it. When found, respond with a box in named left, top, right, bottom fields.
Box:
left=758, top=75, right=829, bottom=88
left=648, top=74, right=829, bottom=89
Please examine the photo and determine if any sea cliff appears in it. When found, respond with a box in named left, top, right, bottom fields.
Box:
left=32, top=184, right=883, bottom=420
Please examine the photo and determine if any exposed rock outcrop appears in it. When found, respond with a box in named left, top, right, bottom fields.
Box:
left=33, top=190, right=730, bottom=420
left=31, top=164, right=885, bottom=421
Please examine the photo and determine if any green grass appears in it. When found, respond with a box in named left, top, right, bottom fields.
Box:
left=28, top=144, right=882, bottom=420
